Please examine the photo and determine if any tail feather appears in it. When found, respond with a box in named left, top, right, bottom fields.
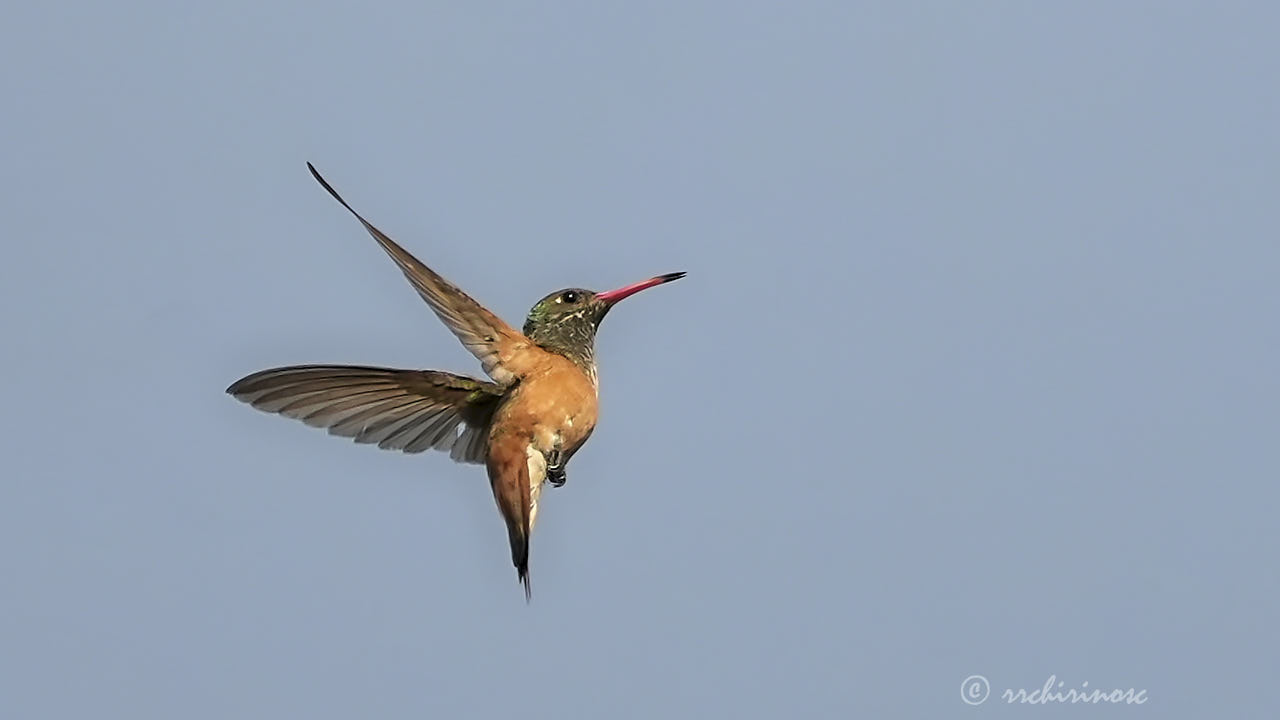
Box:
left=518, top=555, right=531, bottom=602
left=490, top=441, right=544, bottom=602
left=515, top=445, right=535, bottom=602
left=509, top=525, right=531, bottom=602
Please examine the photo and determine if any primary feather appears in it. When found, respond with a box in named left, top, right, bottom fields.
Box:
left=227, top=365, right=503, bottom=464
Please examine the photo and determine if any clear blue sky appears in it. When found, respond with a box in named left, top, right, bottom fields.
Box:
left=2, top=2, right=1276, bottom=717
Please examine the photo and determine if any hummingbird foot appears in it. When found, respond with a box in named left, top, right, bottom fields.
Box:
left=545, top=449, right=566, bottom=488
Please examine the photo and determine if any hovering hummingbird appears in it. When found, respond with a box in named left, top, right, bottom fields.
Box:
left=227, top=163, right=684, bottom=599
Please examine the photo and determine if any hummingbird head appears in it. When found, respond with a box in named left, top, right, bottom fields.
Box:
left=523, top=272, right=686, bottom=370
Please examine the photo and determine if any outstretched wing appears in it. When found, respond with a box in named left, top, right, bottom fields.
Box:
left=226, top=365, right=504, bottom=463
left=307, top=163, right=530, bottom=385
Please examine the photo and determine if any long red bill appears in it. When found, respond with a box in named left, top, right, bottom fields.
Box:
left=595, top=272, right=686, bottom=304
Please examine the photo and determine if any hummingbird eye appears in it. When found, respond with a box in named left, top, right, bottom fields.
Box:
left=561, top=291, right=579, bottom=304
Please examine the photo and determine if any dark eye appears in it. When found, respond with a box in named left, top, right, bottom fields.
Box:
left=561, top=291, right=579, bottom=304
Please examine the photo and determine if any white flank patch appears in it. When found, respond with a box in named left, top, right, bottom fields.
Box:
left=525, top=444, right=547, bottom=530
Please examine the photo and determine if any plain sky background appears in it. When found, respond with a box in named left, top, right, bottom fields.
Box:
left=2, top=2, right=1276, bottom=717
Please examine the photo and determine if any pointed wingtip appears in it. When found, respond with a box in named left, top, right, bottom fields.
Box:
left=225, top=374, right=254, bottom=397
left=305, top=161, right=381, bottom=234
left=306, top=161, right=342, bottom=203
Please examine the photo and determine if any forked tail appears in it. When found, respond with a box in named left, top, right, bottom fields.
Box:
left=510, top=526, right=532, bottom=602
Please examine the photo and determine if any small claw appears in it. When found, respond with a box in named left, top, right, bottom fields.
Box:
left=546, top=449, right=566, bottom=487
left=547, top=466, right=566, bottom=488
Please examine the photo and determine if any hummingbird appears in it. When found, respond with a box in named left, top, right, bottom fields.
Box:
left=227, top=163, right=684, bottom=599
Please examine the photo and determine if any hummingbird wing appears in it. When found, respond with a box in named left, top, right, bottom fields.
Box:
left=226, top=365, right=503, bottom=463
left=307, top=163, right=529, bottom=386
